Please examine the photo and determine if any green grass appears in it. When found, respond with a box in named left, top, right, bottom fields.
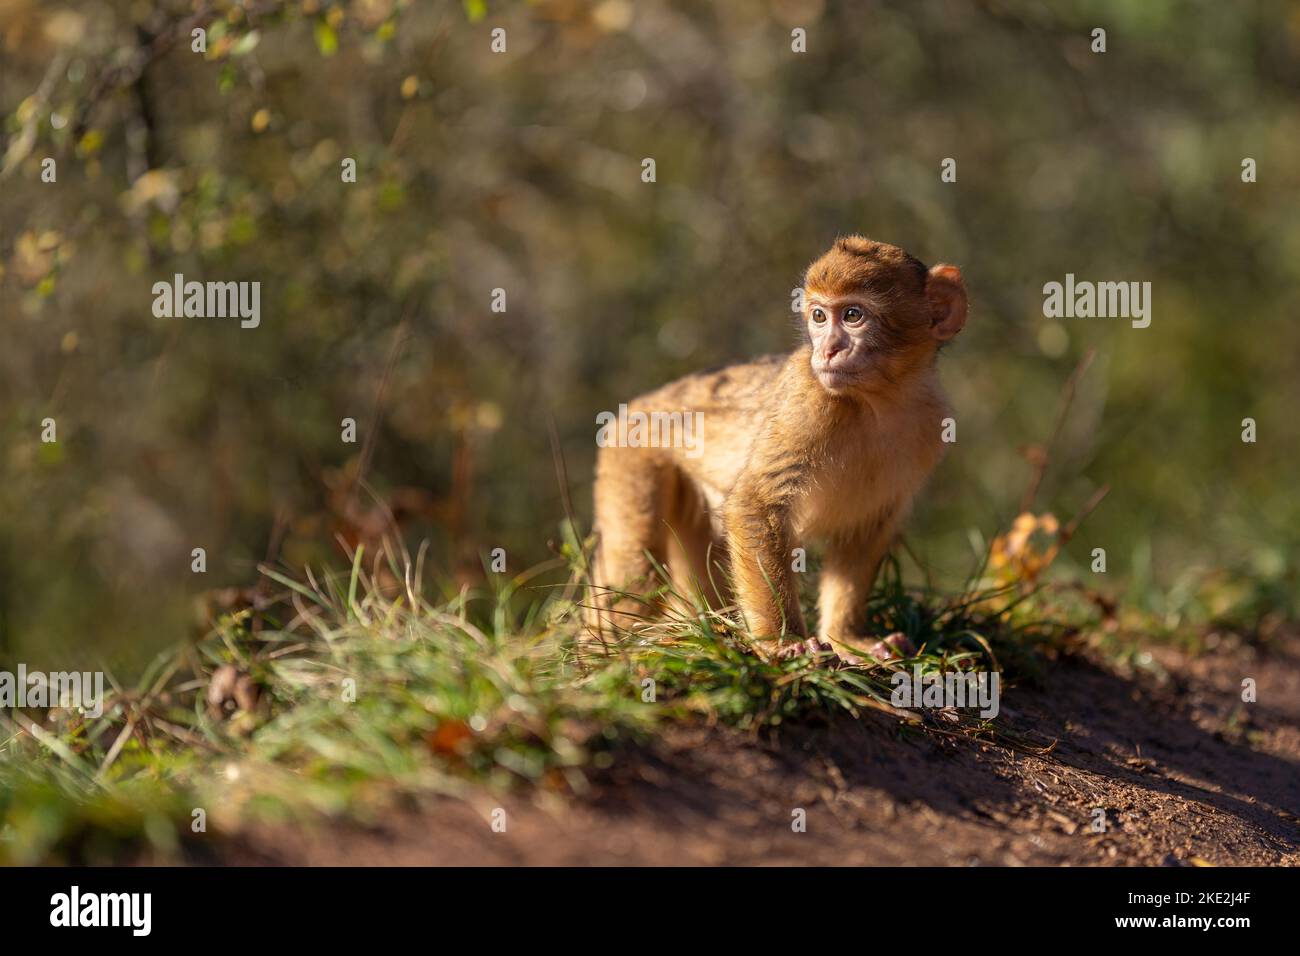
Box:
left=1, top=540, right=647, bottom=862
left=0, top=529, right=1271, bottom=864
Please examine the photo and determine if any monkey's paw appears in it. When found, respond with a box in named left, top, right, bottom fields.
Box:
left=830, top=632, right=917, bottom=667
left=767, top=637, right=837, bottom=663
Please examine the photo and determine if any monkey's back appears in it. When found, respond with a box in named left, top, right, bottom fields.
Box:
left=627, top=353, right=793, bottom=517
left=636, top=353, right=788, bottom=414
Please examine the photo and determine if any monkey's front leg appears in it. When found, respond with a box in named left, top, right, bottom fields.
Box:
left=817, top=518, right=898, bottom=662
left=722, top=484, right=811, bottom=650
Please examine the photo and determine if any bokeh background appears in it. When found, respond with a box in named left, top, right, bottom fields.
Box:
left=2, top=0, right=1298, bottom=665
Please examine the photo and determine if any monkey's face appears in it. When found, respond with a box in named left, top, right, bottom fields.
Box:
left=802, top=236, right=968, bottom=396
left=804, top=294, right=887, bottom=392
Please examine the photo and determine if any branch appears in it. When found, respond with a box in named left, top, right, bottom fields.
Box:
left=69, top=1, right=287, bottom=145
left=0, top=52, right=68, bottom=181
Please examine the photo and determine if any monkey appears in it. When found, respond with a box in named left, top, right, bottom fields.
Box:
left=586, top=235, right=968, bottom=663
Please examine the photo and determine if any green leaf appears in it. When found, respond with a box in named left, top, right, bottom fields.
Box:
left=314, top=21, right=338, bottom=57
left=232, top=30, right=260, bottom=57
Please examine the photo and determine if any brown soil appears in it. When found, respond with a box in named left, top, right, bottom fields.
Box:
left=220, top=634, right=1300, bottom=866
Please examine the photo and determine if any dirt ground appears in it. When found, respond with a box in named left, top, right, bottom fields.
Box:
left=221, top=633, right=1300, bottom=866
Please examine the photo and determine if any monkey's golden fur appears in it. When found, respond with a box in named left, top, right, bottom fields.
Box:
left=588, top=236, right=968, bottom=660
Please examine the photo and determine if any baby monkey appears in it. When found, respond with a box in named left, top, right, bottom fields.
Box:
left=588, top=235, right=968, bottom=662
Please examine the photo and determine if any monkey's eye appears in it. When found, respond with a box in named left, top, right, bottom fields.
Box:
left=843, top=306, right=865, bottom=324
left=811, top=308, right=827, bottom=323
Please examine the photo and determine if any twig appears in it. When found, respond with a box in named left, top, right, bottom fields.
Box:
left=1020, top=347, right=1096, bottom=513
left=349, top=308, right=413, bottom=506
left=1061, top=482, right=1110, bottom=543
left=0, top=53, right=68, bottom=180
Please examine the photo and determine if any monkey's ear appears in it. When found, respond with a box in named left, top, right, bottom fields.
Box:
left=926, top=264, right=967, bottom=341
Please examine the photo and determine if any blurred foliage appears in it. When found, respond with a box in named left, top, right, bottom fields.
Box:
left=1, top=0, right=1298, bottom=663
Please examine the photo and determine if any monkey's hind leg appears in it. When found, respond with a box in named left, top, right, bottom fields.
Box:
left=661, top=472, right=729, bottom=615
left=585, top=446, right=673, bottom=644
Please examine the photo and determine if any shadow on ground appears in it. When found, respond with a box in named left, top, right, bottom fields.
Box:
left=220, top=634, right=1300, bottom=866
